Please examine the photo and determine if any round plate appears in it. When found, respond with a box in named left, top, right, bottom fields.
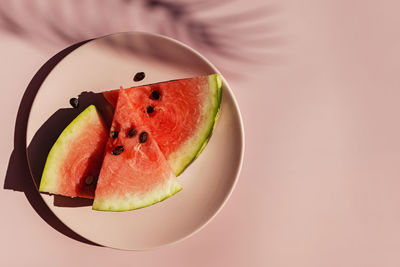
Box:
left=26, top=32, right=244, bottom=250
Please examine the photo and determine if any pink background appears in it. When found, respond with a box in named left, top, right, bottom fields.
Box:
left=2, top=0, right=400, bottom=266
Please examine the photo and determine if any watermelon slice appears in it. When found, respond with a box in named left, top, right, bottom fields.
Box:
left=93, top=88, right=182, bottom=211
left=103, top=74, right=222, bottom=175
left=39, top=105, right=108, bottom=199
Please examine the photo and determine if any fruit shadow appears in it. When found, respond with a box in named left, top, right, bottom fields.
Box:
left=27, top=91, right=113, bottom=208
left=3, top=39, right=104, bottom=247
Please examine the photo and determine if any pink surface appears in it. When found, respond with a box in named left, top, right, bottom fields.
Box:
left=2, top=0, right=400, bottom=266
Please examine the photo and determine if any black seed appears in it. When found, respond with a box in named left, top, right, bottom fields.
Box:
left=110, top=131, right=119, bottom=138
left=146, top=105, right=154, bottom=114
left=69, top=98, right=79, bottom=108
left=84, top=176, right=94, bottom=185
left=128, top=128, right=137, bottom=137
left=133, top=72, right=145, bottom=82
left=139, top=132, right=148, bottom=143
left=112, top=146, right=124, bottom=155
left=151, top=90, right=161, bottom=100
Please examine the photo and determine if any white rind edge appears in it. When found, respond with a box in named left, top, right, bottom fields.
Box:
left=92, top=173, right=182, bottom=212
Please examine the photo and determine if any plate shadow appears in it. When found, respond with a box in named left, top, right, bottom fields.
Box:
left=3, top=39, right=103, bottom=247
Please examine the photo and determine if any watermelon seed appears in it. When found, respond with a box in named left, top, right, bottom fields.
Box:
left=110, top=131, right=119, bottom=138
left=151, top=90, right=161, bottom=100
left=146, top=106, right=154, bottom=114
left=112, top=146, right=124, bottom=155
left=69, top=98, right=79, bottom=108
left=128, top=128, right=137, bottom=137
left=139, top=132, right=148, bottom=143
left=84, top=176, right=94, bottom=185
left=134, top=72, right=145, bottom=82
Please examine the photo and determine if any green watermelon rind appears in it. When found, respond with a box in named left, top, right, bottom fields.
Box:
left=193, top=74, right=223, bottom=160
left=170, top=73, right=223, bottom=176
left=92, top=176, right=183, bottom=211
left=39, top=105, right=103, bottom=196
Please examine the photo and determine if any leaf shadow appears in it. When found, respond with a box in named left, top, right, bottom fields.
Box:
left=0, top=0, right=284, bottom=79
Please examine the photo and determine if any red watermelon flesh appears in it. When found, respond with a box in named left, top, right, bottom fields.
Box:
left=39, top=105, right=108, bottom=199
left=103, top=74, right=222, bottom=175
left=93, top=88, right=182, bottom=211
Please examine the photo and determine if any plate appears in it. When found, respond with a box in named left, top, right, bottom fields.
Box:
left=26, top=32, right=244, bottom=250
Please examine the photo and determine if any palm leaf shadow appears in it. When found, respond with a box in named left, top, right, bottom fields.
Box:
left=0, top=0, right=283, bottom=78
